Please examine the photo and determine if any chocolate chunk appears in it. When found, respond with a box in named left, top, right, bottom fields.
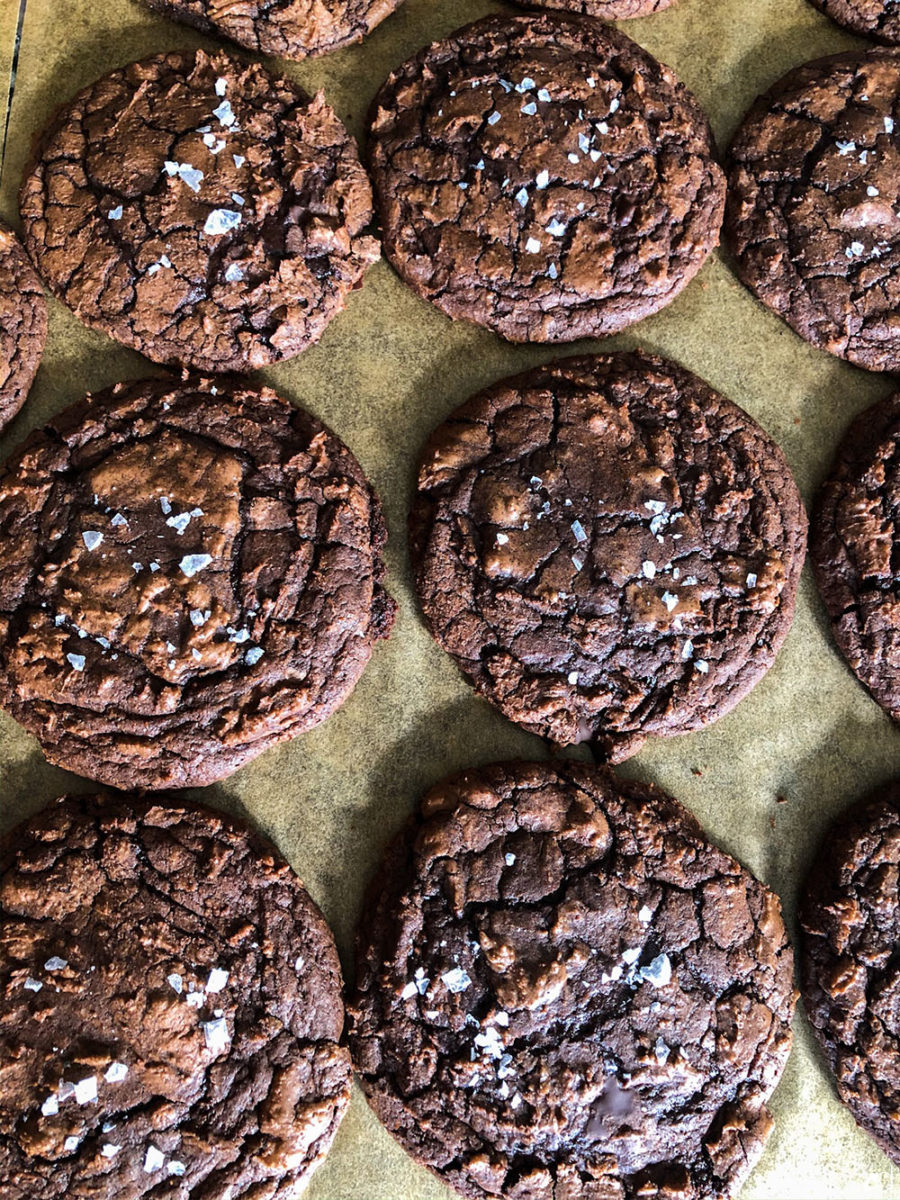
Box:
left=801, top=787, right=900, bottom=1167
left=142, top=0, right=404, bottom=59
left=20, top=49, right=378, bottom=373
left=0, top=220, right=46, bottom=432
left=367, top=13, right=724, bottom=343
left=0, top=376, right=395, bottom=789
left=0, top=794, right=351, bottom=1198
left=807, top=0, right=900, bottom=44
left=410, top=351, right=806, bottom=761
left=727, top=50, right=900, bottom=372
left=350, top=760, right=796, bottom=1200
left=811, top=392, right=900, bottom=722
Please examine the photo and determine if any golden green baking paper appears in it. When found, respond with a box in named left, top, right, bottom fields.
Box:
left=1, top=0, right=900, bottom=1196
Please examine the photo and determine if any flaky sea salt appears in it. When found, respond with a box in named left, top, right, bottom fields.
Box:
left=203, top=209, right=241, bottom=236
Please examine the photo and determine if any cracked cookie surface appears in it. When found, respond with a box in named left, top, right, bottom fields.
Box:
left=410, top=351, right=806, bottom=761
left=727, top=50, right=900, bottom=372
left=807, top=0, right=900, bottom=44
left=0, top=375, right=395, bottom=789
left=143, top=0, right=405, bottom=59
left=0, top=793, right=351, bottom=1199
left=801, top=787, right=900, bottom=1167
left=0, top=221, right=47, bottom=432
left=367, top=13, right=724, bottom=343
left=811, top=392, right=900, bottom=721
left=20, top=49, right=378, bottom=373
left=350, top=760, right=796, bottom=1200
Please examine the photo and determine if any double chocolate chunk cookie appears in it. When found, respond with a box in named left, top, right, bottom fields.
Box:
left=0, top=376, right=394, bottom=789
left=351, top=760, right=796, bottom=1200
left=410, top=352, right=806, bottom=761
left=807, top=0, right=900, bottom=44
left=728, top=51, right=900, bottom=372
left=143, top=0, right=404, bottom=59
left=21, top=50, right=377, bottom=373
left=368, top=13, right=724, bottom=343
left=0, top=221, right=46, bottom=432
left=517, top=0, right=676, bottom=17
left=0, top=794, right=351, bottom=1199
left=811, top=393, right=900, bottom=721
left=801, top=787, right=900, bottom=1166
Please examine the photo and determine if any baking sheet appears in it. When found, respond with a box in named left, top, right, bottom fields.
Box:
left=1, top=0, right=900, bottom=1195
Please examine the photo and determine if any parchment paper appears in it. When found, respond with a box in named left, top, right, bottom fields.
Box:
left=1, top=0, right=899, bottom=1195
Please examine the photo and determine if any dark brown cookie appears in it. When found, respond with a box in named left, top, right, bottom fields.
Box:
left=0, top=376, right=395, bottom=789
left=0, top=793, right=351, bottom=1199
left=810, top=393, right=900, bottom=721
left=801, top=786, right=900, bottom=1167
left=410, top=352, right=806, bottom=762
left=807, top=0, right=900, bottom=44
left=517, top=0, right=676, bottom=18
left=350, top=760, right=796, bottom=1200
left=367, top=13, right=724, bottom=343
left=727, top=50, right=900, bottom=373
left=142, top=0, right=404, bottom=59
left=20, top=49, right=378, bottom=374
left=0, top=221, right=47, bottom=432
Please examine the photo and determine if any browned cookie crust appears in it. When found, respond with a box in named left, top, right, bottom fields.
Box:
left=20, top=49, right=378, bottom=373
left=367, top=13, right=724, bottom=343
left=801, top=787, right=900, bottom=1167
left=811, top=393, right=900, bottom=721
left=350, top=760, right=796, bottom=1200
left=0, top=376, right=395, bottom=789
left=410, top=352, right=806, bottom=762
left=807, top=0, right=900, bottom=44
left=143, top=0, right=404, bottom=59
left=0, top=794, right=351, bottom=1199
left=517, top=0, right=676, bottom=19
left=0, top=221, right=46, bottom=432
left=727, top=50, right=900, bottom=373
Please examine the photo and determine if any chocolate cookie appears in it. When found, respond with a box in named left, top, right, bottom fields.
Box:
left=350, top=760, right=796, bottom=1200
left=0, top=793, right=351, bottom=1198
left=0, top=221, right=47, bottom=432
left=801, top=787, right=900, bottom=1166
left=142, top=0, right=404, bottom=59
left=410, top=352, right=806, bottom=761
left=810, top=393, right=900, bottom=721
left=367, top=13, right=724, bottom=343
left=0, top=375, right=395, bottom=789
left=807, top=0, right=900, bottom=44
left=727, top=50, right=900, bottom=373
left=517, top=0, right=676, bottom=19
left=20, top=50, right=377, bottom=373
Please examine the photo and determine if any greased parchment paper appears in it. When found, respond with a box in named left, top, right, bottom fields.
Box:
left=1, top=0, right=899, bottom=1195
